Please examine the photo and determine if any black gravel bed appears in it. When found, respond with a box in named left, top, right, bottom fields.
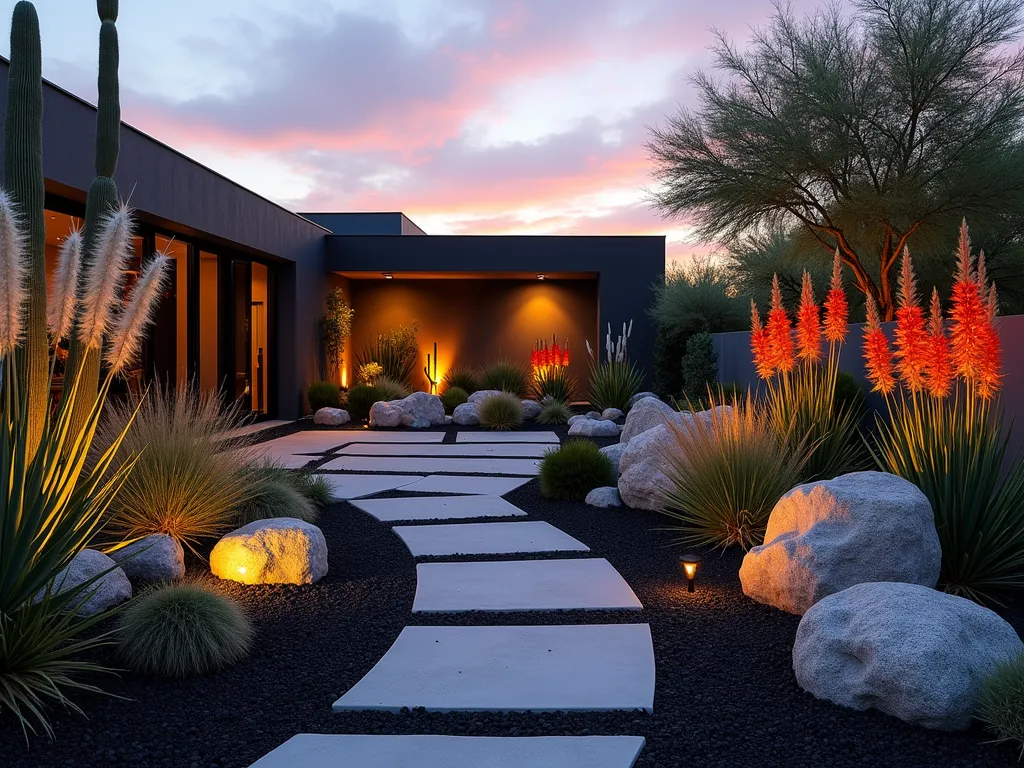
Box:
left=6, top=422, right=1021, bottom=767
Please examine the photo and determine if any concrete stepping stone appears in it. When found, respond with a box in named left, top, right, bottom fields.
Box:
left=396, top=475, right=531, bottom=495
left=350, top=495, right=526, bottom=522
left=249, top=734, right=647, bottom=768
left=311, top=474, right=424, bottom=500
left=230, top=448, right=319, bottom=469
left=335, top=442, right=551, bottom=458
left=456, top=431, right=559, bottom=443
left=320, top=456, right=541, bottom=475
left=413, top=558, right=642, bottom=612
left=392, top=521, right=589, bottom=557
left=333, top=623, right=655, bottom=713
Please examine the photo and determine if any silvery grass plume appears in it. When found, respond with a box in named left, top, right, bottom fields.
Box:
left=105, top=252, right=169, bottom=375
left=47, top=227, right=82, bottom=341
left=0, top=187, right=27, bottom=357
left=78, top=203, right=134, bottom=351
left=585, top=339, right=594, bottom=361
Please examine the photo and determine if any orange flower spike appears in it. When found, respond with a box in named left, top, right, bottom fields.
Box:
left=892, top=248, right=929, bottom=392
left=977, top=281, right=1003, bottom=399
left=766, top=274, right=796, bottom=373
left=795, top=271, right=822, bottom=363
left=823, top=250, right=848, bottom=344
left=750, top=301, right=774, bottom=379
left=924, top=288, right=954, bottom=399
left=863, top=296, right=895, bottom=395
left=948, top=223, right=987, bottom=387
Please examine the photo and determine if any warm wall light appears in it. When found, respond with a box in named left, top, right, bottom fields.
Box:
left=680, top=554, right=702, bottom=593
left=383, top=273, right=393, bottom=279
left=537, top=273, right=546, bottom=280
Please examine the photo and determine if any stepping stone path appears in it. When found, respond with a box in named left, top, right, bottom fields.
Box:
left=250, top=428, right=651, bottom=768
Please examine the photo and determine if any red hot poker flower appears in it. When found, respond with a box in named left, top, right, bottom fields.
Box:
left=977, top=279, right=1002, bottom=399
left=795, top=270, right=822, bottom=363
left=766, top=275, right=795, bottom=373
left=924, top=288, right=954, bottom=399
left=750, top=301, right=774, bottom=379
left=949, top=222, right=989, bottom=389
left=823, top=250, right=848, bottom=344
left=863, top=296, right=895, bottom=395
left=893, top=249, right=929, bottom=392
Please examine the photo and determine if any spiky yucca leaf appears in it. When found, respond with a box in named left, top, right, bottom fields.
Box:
left=47, top=228, right=82, bottom=340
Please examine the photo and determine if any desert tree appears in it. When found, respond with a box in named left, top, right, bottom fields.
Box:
left=648, top=0, right=1024, bottom=318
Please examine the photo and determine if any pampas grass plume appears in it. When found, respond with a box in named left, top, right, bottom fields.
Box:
left=0, top=188, right=27, bottom=356
left=47, top=228, right=82, bottom=340
left=78, top=203, right=134, bottom=350
left=105, top=252, right=169, bottom=374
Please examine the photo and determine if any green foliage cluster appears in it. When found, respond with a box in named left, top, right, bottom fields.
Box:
left=531, top=367, right=577, bottom=404
left=373, top=375, right=410, bottom=402
left=537, top=399, right=573, bottom=425
left=538, top=440, right=616, bottom=501
left=346, top=384, right=381, bottom=421
left=442, top=366, right=479, bottom=395
left=118, top=581, right=253, bottom=678
left=680, top=332, right=717, bottom=400
left=479, top=360, right=531, bottom=397
left=441, top=386, right=469, bottom=412
left=320, top=287, right=353, bottom=377
left=661, top=396, right=807, bottom=550
left=307, top=381, right=341, bottom=411
left=587, top=361, right=644, bottom=413
left=976, top=654, right=1024, bottom=757
left=478, top=392, right=524, bottom=431
left=357, top=322, right=420, bottom=387
left=235, top=464, right=320, bottom=525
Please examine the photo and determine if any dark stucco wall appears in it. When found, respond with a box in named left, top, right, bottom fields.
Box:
left=327, top=234, right=665, bottom=376
left=302, top=211, right=426, bottom=236
left=0, top=59, right=328, bottom=419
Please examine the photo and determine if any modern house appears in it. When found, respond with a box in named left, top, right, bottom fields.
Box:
left=0, top=59, right=665, bottom=419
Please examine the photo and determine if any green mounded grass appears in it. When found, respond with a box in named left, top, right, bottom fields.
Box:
left=588, top=361, right=644, bottom=412
left=441, top=386, right=469, bottom=413
left=306, top=381, right=341, bottom=411
left=479, top=360, right=531, bottom=397
left=373, top=375, right=411, bottom=401
left=345, top=384, right=380, bottom=421
left=118, top=581, right=253, bottom=678
left=478, top=392, right=524, bottom=431
left=442, top=367, right=479, bottom=395
left=537, top=399, right=573, bottom=425
left=538, top=440, right=616, bottom=501
left=976, top=654, right=1024, bottom=758
left=235, top=466, right=319, bottom=525
left=291, top=472, right=334, bottom=508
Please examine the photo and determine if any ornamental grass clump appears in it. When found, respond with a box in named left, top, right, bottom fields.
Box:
left=345, top=383, right=380, bottom=421
left=442, top=366, right=479, bottom=394
left=306, top=380, right=341, bottom=411
left=537, top=399, right=573, bottom=425
left=538, top=440, right=616, bottom=501
left=749, top=257, right=866, bottom=482
left=865, top=221, right=1024, bottom=605
left=441, top=386, right=469, bottom=412
left=235, top=465, right=319, bottom=525
left=479, top=359, right=531, bottom=397
left=586, top=321, right=644, bottom=411
left=373, top=374, right=410, bottom=401
left=478, top=392, right=524, bottom=430
left=96, top=386, right=251, bottom=556
left=976, top=654, right=1024, bottom=758
left=660, top=395, right=807, bottom=550
left=118, top=581, right=253, bottom=678
left=532, top=366, right=578, bottom=404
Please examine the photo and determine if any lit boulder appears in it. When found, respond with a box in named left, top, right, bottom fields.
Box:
left=313, top=407, right=350, bottom=426
left=452, top=401, right=481, bottom=426
left=368, top=400, right=403, bottom=428
left=568, top=418, right=619, bottom=437
left=211, top=518, right=328, bottom=585
left=395, top=392, right=446, bottom=426
left=794, top=582, right=1023, bottom=730
left=619, top=396, right=678, bottom=443
left=109, top=534, right=185, bottom=585
left=617, top=423, right=677, bottom=510
left=739, top=471, right=940, bottom=615
left=45, top=549, right=132, bottom=616
left=567, top=414, right=588, bottom=427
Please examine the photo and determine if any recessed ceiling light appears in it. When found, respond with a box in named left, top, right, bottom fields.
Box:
left=383, top=273, right=393, bottom=280
left=537, top=274, right=546, bottom=280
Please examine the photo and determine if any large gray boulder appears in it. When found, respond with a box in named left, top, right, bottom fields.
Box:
left=468, top=389, right=502, bottom=404
left=739, top=471, right=940, bottom=615
left=46, top=549, right=132, bottom=616
left=617, top=423, right=677, bottom=510
left=794, top=582, right=1024, bottom=730
left=600, top=442, right=627, bottom=482
left=601, top=407, right=624, bottom=421
left=109, top=534, right=185, bottom=586
left=620, top=396, right=678, bottom=443
left=586, top=486, right=624, bottom=508
left=628, top=391, right=659, bottom=409
left=313, top=407, right=350, bottom=426
left=368, top=400, right=403, bottom=428
left=211, top=518, right=328, bottom=585
left=395, top=392, right=446, bottom=426
left=452, top=401, right=481, bottom=426
left=520, top=400, right=543, bottom=421
left=568, top=418, right=619, bottom=437
left=567, top=414, right=588, bottom=427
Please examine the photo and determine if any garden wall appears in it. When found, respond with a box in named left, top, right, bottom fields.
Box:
left=713, top=313, right=1024, bottom=446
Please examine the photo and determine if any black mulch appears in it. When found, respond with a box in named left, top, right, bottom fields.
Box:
left=3, top=423, right=1021, bottom=767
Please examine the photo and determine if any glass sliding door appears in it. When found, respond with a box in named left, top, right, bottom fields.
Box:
left=230, top=259, right=252, bottom=409
left=151, top=235, right=189, bottom=389
left=251, top=262, right=269, bottom=414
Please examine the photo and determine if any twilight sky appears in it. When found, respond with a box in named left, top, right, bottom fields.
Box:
left=1, top=0, right=811, bottom=265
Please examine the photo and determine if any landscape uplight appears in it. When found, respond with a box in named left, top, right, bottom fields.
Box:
left=680, top=554, right=702, bottom=592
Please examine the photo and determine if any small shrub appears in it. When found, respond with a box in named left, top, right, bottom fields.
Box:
left=680, top=332, right=717, bottom=399
left=118, top=581, right=253, bottom=678
left=976, top=654, right=1024, bottom=757
left=346, top=384, right=380, bottom=421
left=532, top=367, right=578, bottom=404
left=236, top=466, right=319, bottom=525
left=442, top=386, right=469, bottom=412
left=539, top=440, right=615, bottom=501
left=443, top=366, right=479, bottom=394
left=661, top=395, right=807, bottom=550
left=478, top=392, right=524, bottom=430
left=374, top=375, right=410, bottom=401
left=588, top=361, right=644, bottom=412
left=291, top=472, right=334, bottom=508
left=479, top=359, right=531, bottom=397
left=537, top=399, right=573, bottom=425
left=307, top=381, right=341, bottom=411
left=358, top=361, right=384, bottom=384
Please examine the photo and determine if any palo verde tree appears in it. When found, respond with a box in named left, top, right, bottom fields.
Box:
left=648, top=0, right=1024, bottom=319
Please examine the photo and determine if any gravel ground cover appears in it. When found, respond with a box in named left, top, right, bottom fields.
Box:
left=3, top=422, right=1020, bottom=767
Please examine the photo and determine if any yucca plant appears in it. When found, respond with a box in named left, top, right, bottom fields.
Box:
left=749, top=260, right=866, bottom=482
left=585, top=320, right=644, bottom=412
left=442, top=366, right=478, bottom=395
left=479, top=359, right=531, bottom=397
left=660, top=395, right=807, bottom=550
left=865, top=224, right=1024, bottom=605
left=531, top=366, right=577, bottom=404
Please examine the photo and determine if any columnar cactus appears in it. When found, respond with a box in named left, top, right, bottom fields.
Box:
left=3, top=1, right=47, bottom=456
